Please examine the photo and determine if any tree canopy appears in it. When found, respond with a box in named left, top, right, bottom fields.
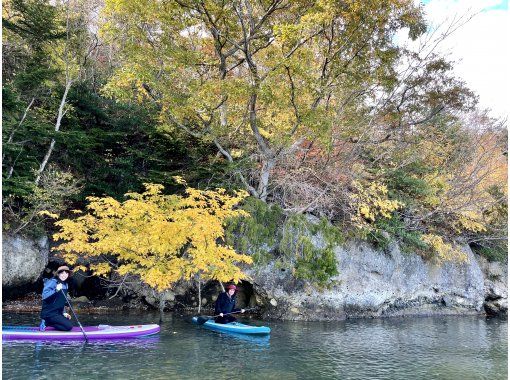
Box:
left=2, top=0, right=507, bottom=279
left=53, top=180, right=252, bottom=292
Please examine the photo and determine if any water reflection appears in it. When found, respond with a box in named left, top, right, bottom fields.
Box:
left=191, top=319, right=271, bottom=348
left=6, top=336, right=160, bottom=349
left=2, top=313, right=507, bottom=380
left=212, top=330, right=270, bottom=347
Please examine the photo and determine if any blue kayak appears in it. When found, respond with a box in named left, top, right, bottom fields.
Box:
left=192, top=317, right=270, bottom=335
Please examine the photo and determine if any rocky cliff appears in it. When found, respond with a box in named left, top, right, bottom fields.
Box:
left=2, top=233, right=507, bottom=320
left=249, top=241, right=507, bottom=320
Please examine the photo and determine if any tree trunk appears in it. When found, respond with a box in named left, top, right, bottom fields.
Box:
left=3, top=97, right=35, bottom=162
left=35, top=80, right=72, bottom=185
left=257, top=159, right=275, bottom=201
left=6, top=147, right=24, bottom=180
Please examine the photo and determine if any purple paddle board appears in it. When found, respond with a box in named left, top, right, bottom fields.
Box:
left=2, top=324, right=160, bottom=340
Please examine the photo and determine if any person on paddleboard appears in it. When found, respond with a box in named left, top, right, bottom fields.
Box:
left=40, top=265, right=73, bottom=331
left=215, top=284, right=245, bottom=324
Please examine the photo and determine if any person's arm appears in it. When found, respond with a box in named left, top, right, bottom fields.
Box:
left=232, top=299, right=245, bottom=313
left=231, top=298, right=246, bottom=314
left=42, top=279, right=58, bottom=301
left=216, top=293, right=228, bottom=315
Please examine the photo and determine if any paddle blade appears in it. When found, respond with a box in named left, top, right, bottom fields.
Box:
left=196, top=316, right=211, bottom=325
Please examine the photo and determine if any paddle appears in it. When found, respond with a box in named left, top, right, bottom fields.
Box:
left=60, top=289, right=89, bottom=342
left=196, top=307, right=258, bottom=325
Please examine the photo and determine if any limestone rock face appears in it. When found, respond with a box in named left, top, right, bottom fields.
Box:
left=476, top=256, right=508, bottom=317
left=2, top=234, right=49, bottom=288
left=4, top=231, right=506, bottom=321
left=250, top=241, right=496, bottom=321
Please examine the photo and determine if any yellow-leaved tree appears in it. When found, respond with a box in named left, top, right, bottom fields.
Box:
left=53, top=178, right=252, bottom=313
left=349, top=180, right=404, bottom=227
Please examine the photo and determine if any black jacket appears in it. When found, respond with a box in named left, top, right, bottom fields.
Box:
left=215, top=292, right=239, bottom=315
left=40, top=278, right=69, bottom=319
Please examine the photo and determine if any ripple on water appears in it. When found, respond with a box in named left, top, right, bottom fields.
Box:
left=2, top=313, right=507, bottom=380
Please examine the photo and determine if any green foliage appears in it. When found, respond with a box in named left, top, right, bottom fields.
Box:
left=2, top=86, right=57, bottom=200
left=472, top=245, right=507, bottom=263
left=385, top=165, right=432, bottom=205
left=225, top=197, right=284, bottom=265
left=226, top=199, right=343, bottom=286
left=59, top=84, right=192, bottom=199
left=3, top=0, right=65, bottom=46
left=56, top=83, right=233, bottom=200
left=3, top=0, right=65, bottom=94
left=3, top=165, right=81, bottom=236
left=368, top=216, right=428, bottom=254
left=294, top=242, right=338, bottom=287
left=279, top=214, right=343, bottom=287
left=3, top=78, right=228, bottom=233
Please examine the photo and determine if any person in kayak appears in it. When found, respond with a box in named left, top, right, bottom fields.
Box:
left=40, top=265, right=73, bottom=331
left=215, top=284, right=245, bottom=324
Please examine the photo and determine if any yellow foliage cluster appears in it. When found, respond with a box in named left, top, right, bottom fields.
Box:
left=454, top=211, right=487, bottom=233
left=38, top=210, right=59, bottom=219
left=419, top=171, right=491, bottom=235
left=350, top=180, right=403, bottom=226
left=421, top=172, right=452, bottom=208
left=420, top=234, right=468, bottom=263
left=53, top=180, right=252, bottom=291
left=419, top=131, right=505, bottom=236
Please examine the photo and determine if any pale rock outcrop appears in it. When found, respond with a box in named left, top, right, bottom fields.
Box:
left=2, top=234, right=49, bottom=288
left=250, top=241, right=502, bottom=320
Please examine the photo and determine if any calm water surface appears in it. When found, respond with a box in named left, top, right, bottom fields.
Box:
left=2, top=312, right=507, bottom=380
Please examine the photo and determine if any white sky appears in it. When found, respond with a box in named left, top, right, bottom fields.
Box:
left=419, top=0, right=509, bottom=120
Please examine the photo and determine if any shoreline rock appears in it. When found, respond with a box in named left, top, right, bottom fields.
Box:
left=2, top=234, right=507, bottom=321
left=250, top=241, right=507, bottom=321
left=2, top=292, right=129, bottom=314
left=2, top=234, right=49, bottom=295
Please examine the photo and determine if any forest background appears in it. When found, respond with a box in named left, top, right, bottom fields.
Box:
left=2, top=0, right=507, bottom=293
